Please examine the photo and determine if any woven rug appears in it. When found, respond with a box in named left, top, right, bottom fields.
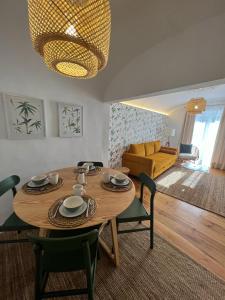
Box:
left=1, top=228, right=225, bottom=300
left=156, top=166, right=225, bottom=218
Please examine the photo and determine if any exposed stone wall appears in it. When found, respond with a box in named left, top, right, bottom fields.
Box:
left=108, top=103, right=168, bottom=167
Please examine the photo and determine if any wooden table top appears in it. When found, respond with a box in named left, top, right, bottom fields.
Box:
left=13, top=167, right=135, bottom=230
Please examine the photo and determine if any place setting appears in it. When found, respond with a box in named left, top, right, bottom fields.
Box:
left=74, top=162, right=102, bottom=176
left=22, top=172, right=63, bottom=195
left=101, top=172, right=132, bottom=192
left=48, top=183, right=96, bottom=228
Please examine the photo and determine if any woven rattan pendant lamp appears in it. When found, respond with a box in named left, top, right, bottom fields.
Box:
left=186, top=97, right=207, bottom=114
left=28, top=0, right=111, bottom=79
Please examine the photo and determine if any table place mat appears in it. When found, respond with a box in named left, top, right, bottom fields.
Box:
left=74, top=167, right=102, bottom=176
left=22, top=177, right=63, bottom=195
left=48, top=195, right=96, bottom=228
left=101, top=180, right=132, bottom=192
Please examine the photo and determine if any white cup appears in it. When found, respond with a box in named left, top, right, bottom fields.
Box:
left=83, top=165, right=89, bottom=174
left=48, top=172, right=59, bottom=185
left=77, top=173, right=86, bottom=185
left=102, top=172, right=111, bottom=183
left=73, top=184, right=85, bottom=196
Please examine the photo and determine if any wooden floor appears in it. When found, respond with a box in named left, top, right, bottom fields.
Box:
left=134, top=168, right=225, bottom=282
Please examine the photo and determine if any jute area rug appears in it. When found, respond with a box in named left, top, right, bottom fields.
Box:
left=1, top=228, right=225, bottom=300
left=156, top=166, right=225, bottom=218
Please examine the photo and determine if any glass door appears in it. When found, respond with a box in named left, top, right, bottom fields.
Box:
left=191, top=106, right=224, bottom=168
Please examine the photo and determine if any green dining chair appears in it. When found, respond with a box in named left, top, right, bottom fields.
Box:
left=116, top=173, right=156, bottom=249
left=29, top=229, right=99, bottom=300
left=77, top=161, right=104, bottom=167
left=0, top=175, right=35, bottom=244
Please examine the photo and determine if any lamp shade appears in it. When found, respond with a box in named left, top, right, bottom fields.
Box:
left=28, top=0, right=111, bottom=79
left=186, top=98, right=206, bottom=114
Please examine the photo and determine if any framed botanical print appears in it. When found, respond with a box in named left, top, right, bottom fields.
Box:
left=4, top=94, right=46, bottom=139
left=58, top=102, right=83, bottom=137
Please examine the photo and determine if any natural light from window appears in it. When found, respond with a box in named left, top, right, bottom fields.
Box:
left=182, top=172, right=203, bottom=189
left=191, top=106, right=224, bottom=168
left=157, top=171, right=186, bottom=188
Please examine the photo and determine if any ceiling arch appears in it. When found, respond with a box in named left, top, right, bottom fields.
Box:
left=99, top=0, right=225, bottom=102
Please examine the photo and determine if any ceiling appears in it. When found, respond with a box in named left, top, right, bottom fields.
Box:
left=99, top=0, right=225, bottom=100
left=2, top=0, right=225, bottom=106
left=122, top=82, right=225, bottom=115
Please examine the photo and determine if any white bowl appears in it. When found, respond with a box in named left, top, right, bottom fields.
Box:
left=83, top=162, right=94, bottom=168
left=114, top=173, right=127, bottom=183
left=31, top=174, right=47, bottom=185
left=63, top=196, right=84, bottom=212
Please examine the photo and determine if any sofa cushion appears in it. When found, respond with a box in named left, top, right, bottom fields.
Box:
left=145, top=142, right=155, bottom=156
left=179, top=153, right=196, bottom=160
left=148, top=152, right=176, bottom=166
left=130, top=143, right=145, bottom=156
left=154, top=140, right=161, bottom=152
left=148, top=152, right=176, bottom=177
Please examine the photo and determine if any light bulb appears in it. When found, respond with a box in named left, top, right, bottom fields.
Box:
left=65, top=24, right=78, bottom=37
left=194, top=105, right=199, bottom=109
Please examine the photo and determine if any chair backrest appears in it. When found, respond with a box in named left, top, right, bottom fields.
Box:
left=192, top=145, right=199, bottom=158
left=29, top=229, right=99, bottom=272
left=138, top=173, right=156, bottom=204
left=77, top=161, right=104, bottom=167
left=0, top=175, right=20, bottom=197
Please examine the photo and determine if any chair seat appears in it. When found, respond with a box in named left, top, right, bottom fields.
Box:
left=1, top=212, right=34, bottom=231
left=179, top=153, right=196, bottom=160
left=117, top=197, right=148, bottom=222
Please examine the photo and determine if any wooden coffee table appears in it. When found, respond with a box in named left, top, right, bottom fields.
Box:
left=114, top=167, right=130, bottom=175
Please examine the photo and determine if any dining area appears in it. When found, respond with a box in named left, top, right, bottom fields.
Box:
left=0, top=162, right=155, bottom=300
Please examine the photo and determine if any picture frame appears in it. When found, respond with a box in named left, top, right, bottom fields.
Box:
left=58, top=102, right=83, bottom=137
left=3, top=93, right=46, bottom=139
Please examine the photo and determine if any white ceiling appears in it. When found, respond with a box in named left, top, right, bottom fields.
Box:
left=122, top=82, right=225, bottom=115
left=3, top=0, right=225, bottom=106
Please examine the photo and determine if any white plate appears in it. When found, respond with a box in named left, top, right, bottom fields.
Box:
left=89, top=166, right=96, bottom=171
left=27, top=178, right=49, bottom=188
left=111, top=177, right=130, bottom=186
left=59, top=201, right=87, bottom=218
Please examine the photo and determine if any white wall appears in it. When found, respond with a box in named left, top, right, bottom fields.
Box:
left=0, top=0, right=110, bottom=223
left=167, top=107, right=186, bottom=148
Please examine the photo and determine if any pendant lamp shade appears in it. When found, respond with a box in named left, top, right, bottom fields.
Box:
left=28, top=0, right=111, bottom=79
left=186, top=98, right=207, bottom=114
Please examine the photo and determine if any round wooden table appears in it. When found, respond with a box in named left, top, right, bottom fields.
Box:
left=14, top=167, right=135, bottom=266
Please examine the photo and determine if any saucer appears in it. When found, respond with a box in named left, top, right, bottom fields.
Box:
left=27, top=178, right=49, bottom=188
left=59, top=201, right=87, bottom=218
left=111, top=177, right=130, bottom=186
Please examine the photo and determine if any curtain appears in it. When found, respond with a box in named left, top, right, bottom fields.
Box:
left=181, top=112, right=195, bottom=144
left=192, top=106, right=224, bottom=168
left=211, top=108, right=225, bottom=170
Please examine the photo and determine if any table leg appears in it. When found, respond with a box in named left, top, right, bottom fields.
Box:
left=39, top=228, right=49, bottom=237
left=99, top=218, right=120, bottom=267
left=111, top=217, right=120, bottom=266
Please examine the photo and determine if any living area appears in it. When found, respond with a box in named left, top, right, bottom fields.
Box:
left=1, top=1, right=225, bottom=299
left=109, top=86, right=225, bottom=282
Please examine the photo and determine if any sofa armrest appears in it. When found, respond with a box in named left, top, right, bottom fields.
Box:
left=160, top=146, right=178, bottom=155
left=122, top=152, right=155, bottom=178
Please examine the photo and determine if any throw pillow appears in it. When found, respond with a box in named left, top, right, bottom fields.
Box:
left=145, top=142, right=155, bottom=156
left=130, top=143, right=145, bottom=156
left=154, top=140, right=161, bottom=152
left=180, top=143, right=192, bottom=154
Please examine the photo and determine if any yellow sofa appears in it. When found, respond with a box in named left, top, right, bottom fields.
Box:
left=122, top=140, right=178, bottom=179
